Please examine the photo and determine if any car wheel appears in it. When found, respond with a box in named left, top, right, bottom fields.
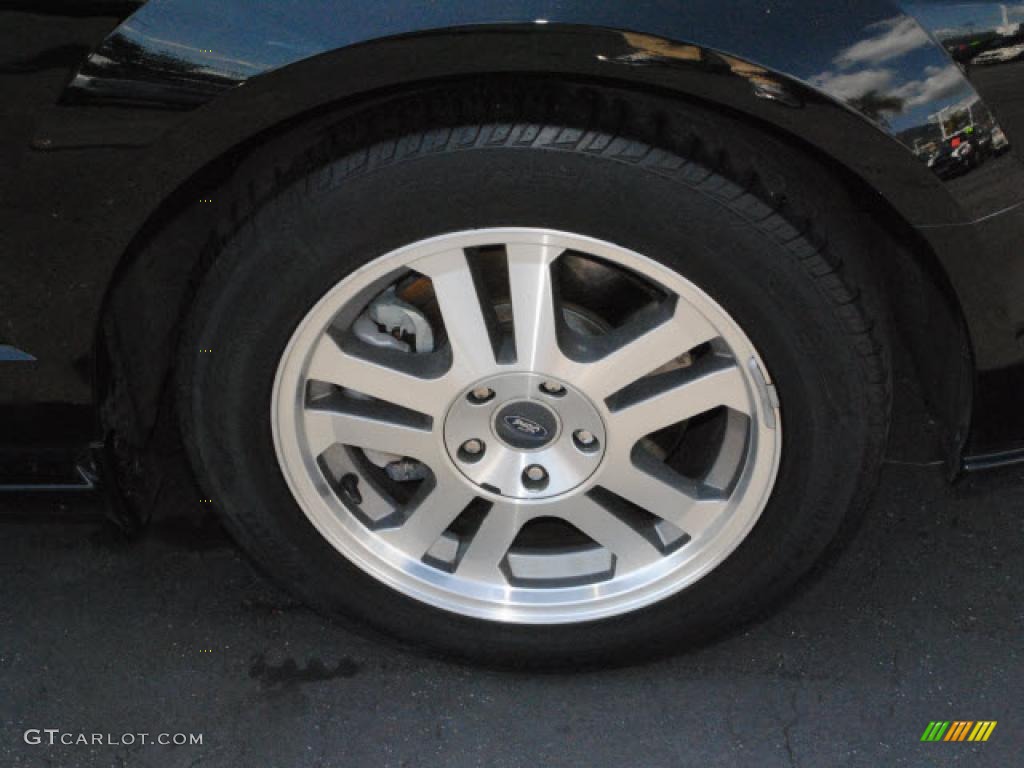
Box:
left=177, top=87, right=890, bottom=664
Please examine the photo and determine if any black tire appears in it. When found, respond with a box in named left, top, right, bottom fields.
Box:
left=177, top=82, right=891, bottom=665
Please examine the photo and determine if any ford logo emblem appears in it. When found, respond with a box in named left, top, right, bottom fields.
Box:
left=503, top=415, right=548, bottom=439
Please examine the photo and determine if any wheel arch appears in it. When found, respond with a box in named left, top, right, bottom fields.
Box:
left=93, top=26, right=972, bottom=483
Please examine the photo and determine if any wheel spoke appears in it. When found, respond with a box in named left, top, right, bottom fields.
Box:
left=579, top=301, right=720, bottom=400
left=609, top=359, right=750, bottom=443
left=307, top=335, right=449, bottom=417
left=560, top=496, right=661, bottom=572
left=506, top=242, right=564, bottom=371
left=380, top=480, right=477, bottom=559
left=456, top=501, right=524, bottom=582
left=303, top=406, right=437, bottom=461
left=414, top=248, right=497, bottom=378
left=277, top=229, right=780, bottom=622
left=598, top=459, right=727, bottom=539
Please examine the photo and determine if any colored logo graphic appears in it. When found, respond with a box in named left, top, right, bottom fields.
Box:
left=920, top=721, right=997, bottom=742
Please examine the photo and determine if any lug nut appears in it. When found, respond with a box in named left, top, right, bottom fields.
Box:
left=575, top=430, right=595, bottom=446
left=522, top=464, right=549, bottom=491
left=540, top=381, right=565, bottom=396
left=459, top=439, right=486, bottom=464
left=525, top=465, right=547, bottom=482
left=469, top=387, right=494, bottom=403
left=573, top=429, right=600, bottom=453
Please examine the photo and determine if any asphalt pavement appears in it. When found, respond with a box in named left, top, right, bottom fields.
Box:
left=1, top=372, right=1022, bottom=768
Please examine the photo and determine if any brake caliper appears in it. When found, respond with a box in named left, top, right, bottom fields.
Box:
left=351, top=282, right=435, bottom=482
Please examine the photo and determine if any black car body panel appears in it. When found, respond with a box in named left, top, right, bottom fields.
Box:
left=2, top=0, right=1024, bottom=487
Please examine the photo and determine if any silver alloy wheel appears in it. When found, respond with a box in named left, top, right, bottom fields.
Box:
left=272, top=229, right=782, bottom=624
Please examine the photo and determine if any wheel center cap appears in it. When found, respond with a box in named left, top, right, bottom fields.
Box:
left=443, top=372, right=606, bottom=500
left=494, top=400, right=559, bottom=450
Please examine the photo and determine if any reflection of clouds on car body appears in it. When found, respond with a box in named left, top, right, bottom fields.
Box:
left=809, top=66, right=895, bottom=101
left=809, top=61, right=962, bottom=113
left=809, top=14, right=974, bottom=131
left=890, top=64, right=963, bottom=108
left=806, top=9, right=1015, bottom=179
left=833, top=16, right=930, bottom=67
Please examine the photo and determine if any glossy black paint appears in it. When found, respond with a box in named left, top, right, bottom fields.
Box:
left=1, top=0, right=1023, bottom=486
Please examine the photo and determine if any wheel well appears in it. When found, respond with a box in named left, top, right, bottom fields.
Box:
left=98, top=73, right=970, bottom=493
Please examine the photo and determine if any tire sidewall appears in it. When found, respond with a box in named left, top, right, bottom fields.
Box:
left=181, top=142, right=879, bottom=663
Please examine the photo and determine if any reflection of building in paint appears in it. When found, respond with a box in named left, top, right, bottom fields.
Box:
left=903, top=102, right=975, bottom=155
left=902, top=100, right=1002, bottom=157
left=931, top=103, right=983, bottom=142
left=900, top=98, right=1009, bottom=176
left=937, top=4, right=1024, bottom=63
left=997, top=3, right=1021, bottom=37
